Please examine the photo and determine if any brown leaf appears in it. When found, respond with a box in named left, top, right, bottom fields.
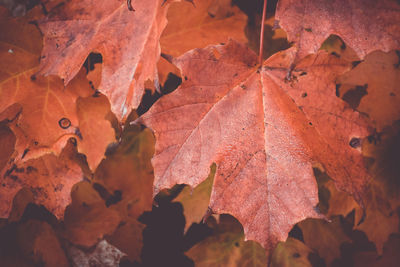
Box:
left=93, top=122, right=155, bottom=261
left=16, top=220, right=69, bottom=267
left=8, top=187, right=34, bottom=222
left=138, top=40, right=371, bottom=253
left=37, top=0, right=173, bottom=120
left=0, top=124, right=16, bottom=171
left=327, top=126, right=400, bottom=254
left=174, top=164, right=216, bottom=232
left=299, top=217, right=351, bottom=265
left=275, top=0, right=400, bottom=62
left=63, top=181, right=121, bottom=247
left=338, top=51, right=400, bottom=131
left=353, top=235, right=400, bottom=267
left=186, top=215, right=267, bottom=266
left=271, top=237, right=313, bottom=267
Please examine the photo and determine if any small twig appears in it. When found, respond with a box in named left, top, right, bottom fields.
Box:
left=258, top=0, right=268, bottom=65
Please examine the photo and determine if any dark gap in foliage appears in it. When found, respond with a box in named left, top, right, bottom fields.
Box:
left=83, top=52, right=103, bottom=73
left=288, top=224, right=304, bottom=242
left=136, top=73, right=182, bottom=116
left=342, top=84, right=368, bottom=110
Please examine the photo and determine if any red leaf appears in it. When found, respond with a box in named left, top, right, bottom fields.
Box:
left=37, top=0, right=172, bottom=120
left=137, top=40, right=372, bottom=253
left=275, top=0, right=400, bottom=62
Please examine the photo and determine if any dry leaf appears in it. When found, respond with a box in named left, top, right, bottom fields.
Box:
left=275, top=0, right=400, bottom=62
left=138, top=40, right=371, bottom=254
left=37, top=0, right=173, bottom=120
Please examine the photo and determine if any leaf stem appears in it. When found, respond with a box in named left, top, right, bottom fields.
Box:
left=258, top=0, right=268, bottom=65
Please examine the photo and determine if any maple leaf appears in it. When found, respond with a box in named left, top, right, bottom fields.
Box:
left=299, top=217, right=352, bottom=265
left=186, top=215, right=267, bottom=266
left=63, top=181, right=121, bottom=247
left=36, top=0, right=172, bottom=120
left=0, top=140, right=83, bottom=219
left=76, top=95, right=116, bottom=171
left=161, top=0, right=247, bottom=57
left=322, top=126, right=400, bottom=254
left=174, top=164, right=216, bottom=232
left=16, top=220, right=69, bottom=267
left=137, top=40, right=371, bottom=253
left=352, top=235, right=400, bottom=267
left=93, top=120, right=155, bottom=261
left=0, top=8, right=116, bottom=172
left=337, top=50, right=400, bottom=131
left=275, top=0, right=400, bottom=62
left=271, top=237, right=313, bottom=267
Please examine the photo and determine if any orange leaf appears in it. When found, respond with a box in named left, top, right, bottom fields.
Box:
left=275, top=0, right=400, bottom=62
left=138, top=40, right=371, bottom=254
left=0, top=140, right=83, bottom=218
left=161, top=0, right=247, bottom=57
left=37, top=0, right=173, bottom=120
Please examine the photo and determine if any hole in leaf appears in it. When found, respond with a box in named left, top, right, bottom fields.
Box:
left=349, top=137, right=361, bottom=148
left=58, top=118, right=71, bottom=129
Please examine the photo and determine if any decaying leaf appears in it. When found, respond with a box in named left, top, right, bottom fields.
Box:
left=161, top=0, right=247, bottom=57
left=63, top=181, right=121, bottom=247
left=0, top=7, right=117, bottom=172
left=270, top=237, right=313, bottom=267
left=338, top=50, right=400, bottom=131
left=37, top=0, right=173, bottom=120
left=299, top=217, right=351, bottom=265
left=16, top=220, right=69, bottom=267
left=0, top=140, right=83, bottom=218
left=353, top=235, right=400, bottom=267
left=174, top=164, right=216, bottom=232
left=93, top=121, right=155, bottom=261
left=325, top=126, right=400, bottom=254
left=186, top=215, right=267, bottom=266
left=275, top=0, right=400, bottom=62
left=138, top=40, right=371, bottom=254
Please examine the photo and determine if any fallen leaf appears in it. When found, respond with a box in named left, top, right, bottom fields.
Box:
left=353, top=234, right=400, bottom=267
left=337, top=50, right=400, bottom=131
left=63, top=181, right=121, bottom=247
left=319, top=35, right=359, bottom=62
left=0, top=124, right=16, bottom=171
left=326, top=126, right=400, bottom=254
left=138, top=40, right=371, bottom=253
left=299, top=217, right=351, bottom=265
left=8, top=187, right=34, bottom=222
left=37, top=0, right=173, bottom=120
left=0, top=140, right=83, bottom=218
left=1, top=8, right=116, bottom=174
left=93, top=121, right=155, bottom=261
left=161, top=0, right=247, bottom=57
left=16, top=220, right=69, bottom=267
left=354, top=182, right=399, bottom=254
left=325, top=179, right=358, bottom=218
left=76, top=95, right=116, bottom=171
left=270, top=237, right=313, bottom=267
left=275, top=0, right=400, bottom=62
left=174, top=164, right=216, bottom=232
left=186, top=215, right=267, bottom=266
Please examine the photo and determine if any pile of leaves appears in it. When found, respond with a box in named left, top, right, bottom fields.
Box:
left=0, top=0, right=399, bottom=266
